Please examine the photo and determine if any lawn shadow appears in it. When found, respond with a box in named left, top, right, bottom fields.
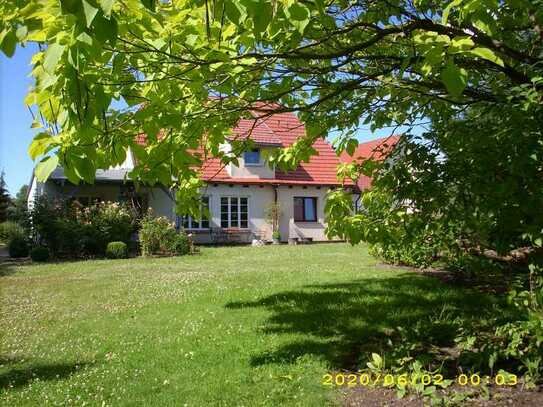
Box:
left=0, top=362, right=87, bottom=389
left=225, top=273, right=510, bottom=372
left=0, top=259, right=30, bottom=277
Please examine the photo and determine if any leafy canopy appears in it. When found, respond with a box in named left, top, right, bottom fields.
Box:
left=1, top=0, right=542, bottom=220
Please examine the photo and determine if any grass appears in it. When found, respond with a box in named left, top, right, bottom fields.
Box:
left=0, top=244, right=508, bottom=406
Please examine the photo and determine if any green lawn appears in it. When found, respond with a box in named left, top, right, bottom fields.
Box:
left=0, top=244, right=505, bottom=406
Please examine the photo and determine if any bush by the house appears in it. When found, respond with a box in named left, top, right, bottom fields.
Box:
left=79, top=223, right=103, bottom=256
left=106, top=241, right=128, bottom=259
left=79, top=202, right=135, bottom=244
left=30, top=246, right=50, bottom=262
left=171, top=232, right=190, bottom=256
left=30, top=196, right=73, bottom=255
left=0, top=221, right=25, bottom=244
left=30, top=196, right=137, bottom=258
left=8, top=236, right=29, bottom=258
left=139, top=214, right=189, bottom=256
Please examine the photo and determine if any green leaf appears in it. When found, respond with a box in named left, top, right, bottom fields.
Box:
left=76, top=32, right=93, bottom=45
left=253, top=2, right=272, bottom=33
left=99, top=0, right=115, bottom=17
left=371, top=352, right=383, bottom=368
left=26, top=30, right=47, bottom=42
left=60, top=0, right=80, bottom=14
left=82, top=0, right=99, bottom=27
left=63, top=165, right=81, bottom=185
left=35, top=155, right=59, bottom=181
left=442, top=0, right=463, bottom=24
left=72, top=155, right=95, bottom=183
left=28, top=132, right=53, bottom=160
left=306, top=122, right=324, bottom=138
left=93, top=13, right=118, bottom=45
left=441, top=61, right=468, bottom=97
left=15, top=26, right=28, bottom=41
left=285, top=2, right=310, bottom=34
left=43, top=43, right=65, bottom=73
left=346, top=139, right=359, bottom=156
left=421, top=62, right=433, bottom=77
left=469, top=47, right=504, bottom=67
left=0, top=30, right=17, bottom=57
left=224, top=1, right=246, bottom=25
left=141, top=0, right=155, bottom=12
left=450, top=36, right=475, bottom=53
left=424, top=45, right=443, bottom=66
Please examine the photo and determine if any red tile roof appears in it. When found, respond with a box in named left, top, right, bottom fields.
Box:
left=138, top=111, right=353, bottom=187
left=339, top=136, right=400, bottom=190
left=229, top=117, right=282, bottom=146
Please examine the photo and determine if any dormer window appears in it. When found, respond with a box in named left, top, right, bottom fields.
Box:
left=244, top=148, right=261, bottom=165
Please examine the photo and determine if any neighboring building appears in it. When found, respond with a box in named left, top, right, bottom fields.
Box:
left=339, top=135, right=400, bottom=191
left=28, top=111, right=357, bottom=244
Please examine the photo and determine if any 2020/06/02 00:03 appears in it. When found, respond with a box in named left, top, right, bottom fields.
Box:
left=322, top=373, right=518, bottom=387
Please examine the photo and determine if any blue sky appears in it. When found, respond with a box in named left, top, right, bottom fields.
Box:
left=0, top=45, right=37, bottom=196
left=0, top=45, right=420, bottom=197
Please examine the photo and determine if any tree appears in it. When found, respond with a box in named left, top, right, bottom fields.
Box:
left=0, top=171, right=12, bottom=222
left=7, top=184, right=29, bottom=226
left=328, top=102, right=543, bottom=266
left=0, top=0, right=541, bottom=231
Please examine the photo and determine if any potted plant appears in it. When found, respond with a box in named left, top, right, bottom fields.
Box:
left=272, top=230, right=281, bottom=245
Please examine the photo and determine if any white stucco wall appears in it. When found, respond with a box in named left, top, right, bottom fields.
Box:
left=148, top=187, right=176, bottom=219
left=168, top=183, right=335, bottom=243
left=276, top=185, right=331, bottom=242
left=27, top=177, right=39, bottom=211
left=228, top=146, right=276, bottom=179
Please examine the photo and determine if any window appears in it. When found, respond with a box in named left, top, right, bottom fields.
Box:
left=244, top=148, right=261, bottom=165
left=69, top=196, right=102, bottom=207
left=221, top=197, right=248, bottom=228
left=293, top=197, right=317, bottom=222
left=181, top=196, right=210, bottom=229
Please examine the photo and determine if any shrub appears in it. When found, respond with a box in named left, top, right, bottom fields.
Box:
left=30, top=197, right=137, bottom=258
left=106, top=241, right=128, bottom=259
left=79, top=223, right=103, bottom=256
left=80, top=202, right=135, bottom=245
left=30, top=196, right=72, bottom=255
left=139, top=214, right=190, bottom=256
left=0, top=221, right=25, bottom=243
left=171, top=232, right=190, bottom=256
left=8, top=237, right=28, bottom=258
left=139, top=215, right=175, bottom=255
left=30, top=246, right=50, bottom=262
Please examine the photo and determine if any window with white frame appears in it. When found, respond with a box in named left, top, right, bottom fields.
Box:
left=181, top=196, right=210, bottom=229
left=220, top=196, right=248, bottom=228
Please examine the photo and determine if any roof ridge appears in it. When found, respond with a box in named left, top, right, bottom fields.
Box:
left=358, top=134, right=401, bottom=146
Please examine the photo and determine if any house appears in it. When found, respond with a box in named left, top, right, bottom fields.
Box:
left=28, top=111, right=357, bottom=244
left=339, top=135, right=400, bottom=191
